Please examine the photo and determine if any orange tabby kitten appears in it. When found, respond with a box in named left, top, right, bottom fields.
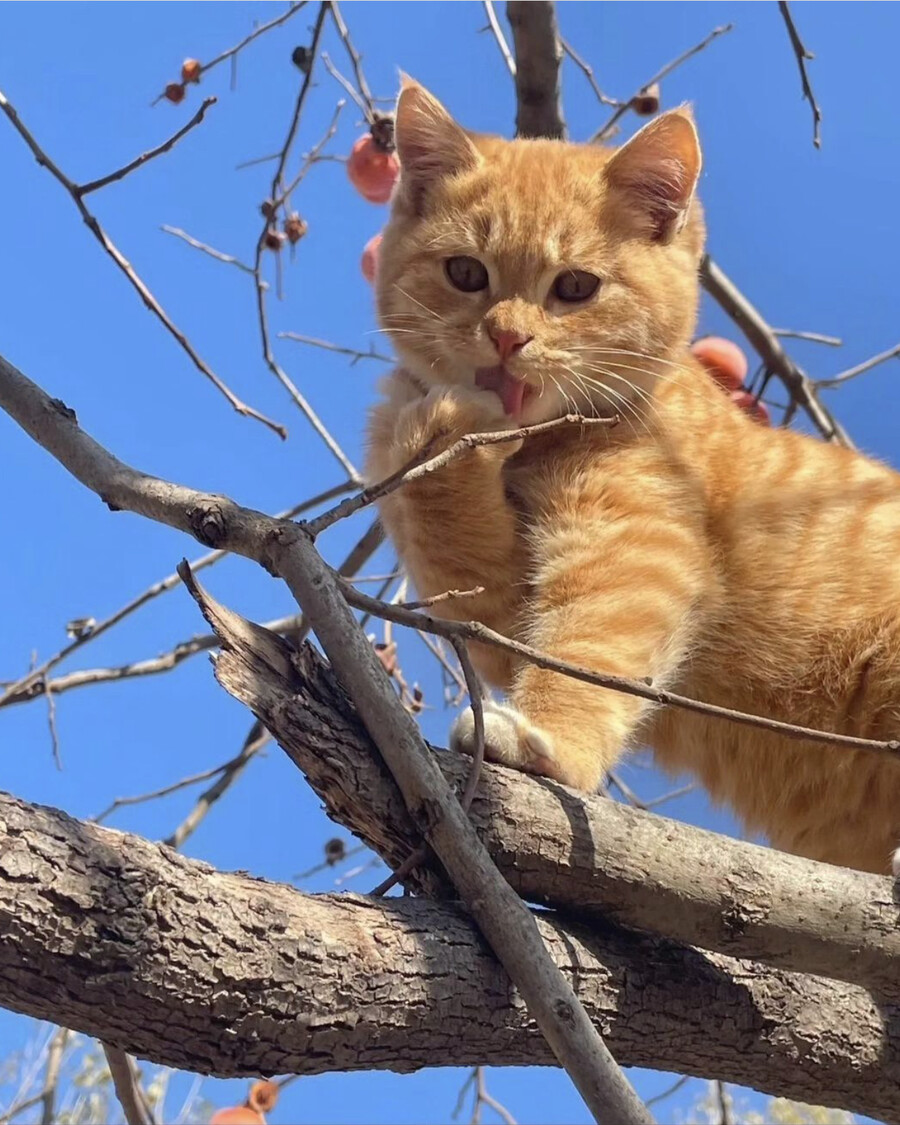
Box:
left=366, top=79, right=900, bottom=876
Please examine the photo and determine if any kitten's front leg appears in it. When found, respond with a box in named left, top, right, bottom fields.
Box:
left=452, top=465, right=709, bottom=790
left=366, top=376, right=525, bottom=687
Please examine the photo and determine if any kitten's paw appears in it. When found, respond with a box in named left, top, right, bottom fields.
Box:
left=450, top=699, right=559, bottom=780
left=892, top=846, right=900, bottom=880
left=396, top=385, right=521, bottom=463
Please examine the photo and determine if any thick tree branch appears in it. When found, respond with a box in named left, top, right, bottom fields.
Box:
left=0, top=790, right=898, bottom=1122
left=197, top=596, right=900, bottom=1004
left=506, top=2, right=566, bottom=139
left=0, top=355, right=648, bottom=1124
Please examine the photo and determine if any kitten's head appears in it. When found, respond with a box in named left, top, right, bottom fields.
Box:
left=377, top=79, right=705, bottom=424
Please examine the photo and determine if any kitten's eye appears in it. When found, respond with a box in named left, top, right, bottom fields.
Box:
left=553, top=270, right=601, bottom=303
left=445, top=256, right=489, bottom=293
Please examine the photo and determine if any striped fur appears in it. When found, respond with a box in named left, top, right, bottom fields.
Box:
left=366, top=83, right=900, bottom=874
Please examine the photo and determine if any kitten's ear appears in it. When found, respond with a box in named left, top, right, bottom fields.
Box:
left=604, top=108, right=702, bottom=241
left=394, top=77, right=481, bottom=204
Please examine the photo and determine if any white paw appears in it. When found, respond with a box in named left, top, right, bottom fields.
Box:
left=892, top=847, right=900, bottom=879
left=450, top=699, right=558, bottom=778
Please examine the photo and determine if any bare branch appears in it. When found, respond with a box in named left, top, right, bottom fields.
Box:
left=211, top=625, right=900, bottom=1005
left=45, top=682, right=61, bottom=770
left=278, top=332, right=393, bottom=365
left=506, top=1, right=566, bottom=139
left=3, top=789, right=900, bottom=1121
left=591, top=24, right=733, bottom=143
left=308, top=414, right=617, bottom=537
left=0, top=485, right=352, bottom=710
left=0, top=88, right=286, bottom=438
left=164, top=723, right=270, bottom=850
left=778, top=1, right=822, bottom=148
left=102, top=1045, right=152, bottom=1125
left=483, top=2, right=517, bottom=79
left=561, top=39, right=621, bottom=109
left=93, top=760, right=248, bottom=825
left=152, top=1, right=307, bottom=100
left=274, top=98, right=346, bottom=211
left=700, top=255, right=854, bottom=447
left=816, top=342, right=900, bottom=389
left=343, top=583, right=900, bottom=759
left=78, top=98, right=217, bottom=195
left=772, top=328, right=843, bottom=347
left=162, top=226, right=258, bottom=276
left=249, top=5, right=360, bottom=479
left=328, top=1, right=377, bottom=121
left=400, top=587, right=485, bottom=612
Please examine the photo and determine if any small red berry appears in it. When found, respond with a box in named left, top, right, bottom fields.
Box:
left=164, top=83, right=186, bottom=105
left=181, top=59, right=202, bottom=84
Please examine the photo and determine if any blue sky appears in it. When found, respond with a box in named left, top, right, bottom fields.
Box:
left=1, top=3, right=898, bottom=1123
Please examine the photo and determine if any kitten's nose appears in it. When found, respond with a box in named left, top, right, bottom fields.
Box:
left=488, top=328, right=533, bottom=362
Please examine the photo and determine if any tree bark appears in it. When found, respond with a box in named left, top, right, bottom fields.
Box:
left=0, top=790, right=898, bottom=1122
left=506, top=2, right=566, bottom=139
left=195, top=579, right=900, bottom=1004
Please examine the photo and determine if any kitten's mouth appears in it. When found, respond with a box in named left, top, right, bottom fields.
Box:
left=475, top=365, right=534, bottom=418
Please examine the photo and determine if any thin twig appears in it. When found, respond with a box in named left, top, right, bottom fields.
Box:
left=328, top=0, right=377, bottom=120
left=700, top=255, right=854, bottom=447
left=251, top=5, right=360, bottom=479
left=816, top=342, right=900, bottom=389
left=713, top=1080, right=734, bottom=1125
left=164, top=725, right=270, bottom=850
left=78, top=99, right=217, bottom=195
left=295, top=841, right=366, bottom=881
left=645, top=1076, right=691, bottom=1110
left=40, top=1027, right=68, bottom=1125
left=161, top=226, right=258, bottom=276
left=778, top=1, right=822, bottom=149
left=45, top=682, right=61, bottom=769
left=772, top=328, right=842, bottom=347
left=0, top=485, right=353, bottom=710
left=592, top=24, right=733, bottom=143
left=275, top=98, right=346, bottom=211
left=473, top=1067, right=517, bottom=1125
left=278, top=332, right=393, bottom=365
left=93, top=760, right=244, bottom=824
left=453, top=639, right=486, bottom=813
left=308, top=414, right=618, bottom=536
left=400, top=587, right=485, bottom=611
left=152, top=2, right=307, bottom=100
left=483, top=2, right=517, bottom=78
left=561, top=39, right=621, bottom=109
left=342, top=585, right=900, bottom=760
left=102, top=1045, right=151, bottom=1125
left=0, top=88, right=285, bottom=438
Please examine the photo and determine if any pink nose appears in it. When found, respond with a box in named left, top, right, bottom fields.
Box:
left=488, top=328, right=533, bottom=362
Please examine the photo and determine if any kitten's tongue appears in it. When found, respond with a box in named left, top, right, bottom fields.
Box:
left=475, top=365, right=527, bottom=417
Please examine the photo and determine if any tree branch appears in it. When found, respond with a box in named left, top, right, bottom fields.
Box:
left=198, top=598, right=900, bottom=1005
left=0, top=89, right=285, bottom=438
left=777, top=1, right=822, bottom=149
left=0, top=355, right=648, bottom=1124
left=700, top=255, right=854, bottom=447
left=78, top=98, right=217, bottom=195
left=591, top=25, right=733, bottom=143
left=506, top=2, right=566, bottom=139
left=1, top=790, right=898, bottom=1121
